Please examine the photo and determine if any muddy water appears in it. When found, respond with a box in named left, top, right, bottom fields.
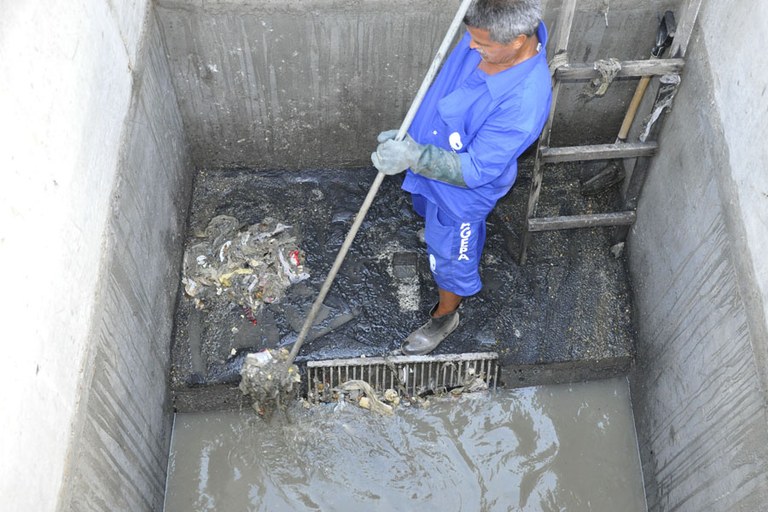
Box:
left=164, top=377, right=646, bottom=511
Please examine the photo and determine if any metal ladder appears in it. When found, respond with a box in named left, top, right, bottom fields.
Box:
left=518, top=0, right=703, bottom=264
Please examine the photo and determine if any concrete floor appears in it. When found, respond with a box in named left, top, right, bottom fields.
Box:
left=171, top=157, right=635, bottom=411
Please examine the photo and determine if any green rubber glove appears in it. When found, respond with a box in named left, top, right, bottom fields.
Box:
left=414, top=144, right=466, bottom=187
left=371, top=133, right=467, bottom=187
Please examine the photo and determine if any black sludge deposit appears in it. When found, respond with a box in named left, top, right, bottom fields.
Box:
left=171, top=161, right=634, bottom=411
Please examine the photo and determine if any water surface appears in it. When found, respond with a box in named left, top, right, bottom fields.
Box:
left=164, top=378, right=646, bottom=511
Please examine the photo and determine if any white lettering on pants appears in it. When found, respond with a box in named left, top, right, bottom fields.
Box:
left=458, top=223, right=471, bottom=261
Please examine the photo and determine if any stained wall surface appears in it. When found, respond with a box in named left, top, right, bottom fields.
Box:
left=628, top=1, right=768, bottom=509
left=155, top=0, right=675, bottom=169
left=0, top=0, right=151, bottom=509
left=0, top=1, right=191, bottom=510
left=56, top=12, right=193, bottom=511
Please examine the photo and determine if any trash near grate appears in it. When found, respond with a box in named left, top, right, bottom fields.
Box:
left=306, top=352, right=500, bottom=404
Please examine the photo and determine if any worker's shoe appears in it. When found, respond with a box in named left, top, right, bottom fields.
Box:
left=401, top=304, right=459, bottom=355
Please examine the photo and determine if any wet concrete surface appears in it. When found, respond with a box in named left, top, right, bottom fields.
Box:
left=171, top=158, right=635, bottom=411
left=164, top=378, right=647, bottom=511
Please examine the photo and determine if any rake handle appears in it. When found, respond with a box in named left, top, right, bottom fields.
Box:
left=617, top=75, right=651, bottom=141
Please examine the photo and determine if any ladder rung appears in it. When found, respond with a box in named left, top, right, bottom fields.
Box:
left=528, top=211, right=636, bottom=232
left=555, top=58, right=685, bottom=80
left=540, top=142, right=657, bottom=163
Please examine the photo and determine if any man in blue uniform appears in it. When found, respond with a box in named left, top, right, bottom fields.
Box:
left=372, top=0, right=552, bottom=355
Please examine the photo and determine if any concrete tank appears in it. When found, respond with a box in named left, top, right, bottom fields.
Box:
left=1, top=0, right=765, bottom=510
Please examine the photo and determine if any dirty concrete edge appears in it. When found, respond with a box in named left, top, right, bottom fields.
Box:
left=172, top=355, right=634, bottom=413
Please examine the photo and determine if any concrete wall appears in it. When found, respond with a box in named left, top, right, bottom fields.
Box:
left=154, top=0, right=462, bottom=169
left=629, top=1, right=768, bottom=510
left=4, top=0, right=765, bottom=509
left=155, top=0, right=675, bottom=169
left=0, top=1, right=191, bottom=510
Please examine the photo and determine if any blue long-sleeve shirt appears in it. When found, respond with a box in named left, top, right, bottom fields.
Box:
left=403, top=21, right=552, bottom=222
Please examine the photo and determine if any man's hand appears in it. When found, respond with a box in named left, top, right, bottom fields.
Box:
left=371, top=132, right=424, bottom=175
left=376, top=129, right=399, bottom=143
left=371, top=130, right=467, bottom=187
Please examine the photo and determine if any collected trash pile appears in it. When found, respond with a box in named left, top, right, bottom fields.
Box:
left=239, top=348, right=493, bottom=415
left=307, top=368, right=492, bottom=416
left=239, top=348, right=301, bottom=414
left=181, top=215, right=309, bottom=312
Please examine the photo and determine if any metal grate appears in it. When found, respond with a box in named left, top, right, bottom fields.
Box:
left=306, top=352, right=499, bottom=403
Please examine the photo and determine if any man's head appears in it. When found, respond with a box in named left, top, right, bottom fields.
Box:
left=463, top=0, right=542, bottom=44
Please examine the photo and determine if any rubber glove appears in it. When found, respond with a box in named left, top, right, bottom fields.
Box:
left=371, top=134, right=422, bottom=176
left=371, top=133, right=467, bottom=187
left=376, top=129, right=399, bottom=143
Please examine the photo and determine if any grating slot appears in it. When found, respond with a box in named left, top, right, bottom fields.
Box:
left=428, top=362, right=434, bottom=391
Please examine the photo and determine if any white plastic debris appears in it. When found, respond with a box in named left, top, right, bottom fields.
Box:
left=181, top=215, right=310, bottom=312
left=245, top=350, right=273, bottom=367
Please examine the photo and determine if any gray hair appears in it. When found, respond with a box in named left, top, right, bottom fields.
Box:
left=463, top=0, right=542, bottom=43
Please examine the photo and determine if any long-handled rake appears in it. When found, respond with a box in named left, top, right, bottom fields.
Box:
left=239, top=0, right=499, bottom=412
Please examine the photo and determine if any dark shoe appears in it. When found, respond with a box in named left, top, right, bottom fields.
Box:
left=401, top=304, right=459, bottom=355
